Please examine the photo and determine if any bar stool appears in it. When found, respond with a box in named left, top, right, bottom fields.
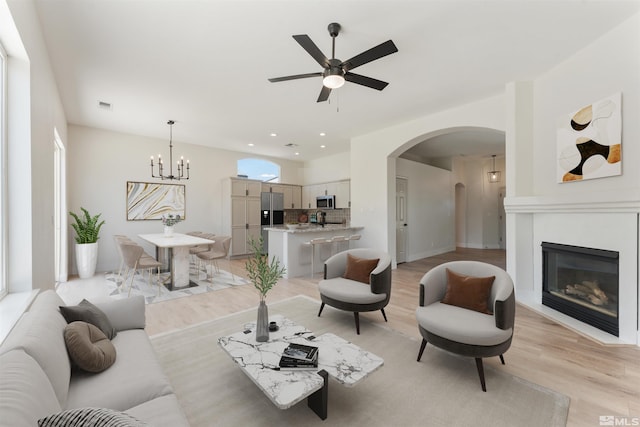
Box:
left=330, top=235, right=349, bottom=254
left=348, top=234, right=361, bottom=249
left=306, top=237, right=331, bottom=278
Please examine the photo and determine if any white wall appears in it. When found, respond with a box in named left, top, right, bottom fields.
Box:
left=67, top=125, right=304, bottom=274
left=505, top=13, right=640, bottom=344
left=303, top=151, right=350, bottom=185
left=530, top=13, right=640, bottom=198
left=350, top=95, right=505, bottom=256
left=4, top=0, right=67, bottom=292
left=396, top=158, right=455, bottom=261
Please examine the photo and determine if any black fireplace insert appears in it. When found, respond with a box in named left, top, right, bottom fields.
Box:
left=541, top=242, right=619, bottom=336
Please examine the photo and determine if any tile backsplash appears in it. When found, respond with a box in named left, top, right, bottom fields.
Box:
left=285, top=209, right=350, bottom=225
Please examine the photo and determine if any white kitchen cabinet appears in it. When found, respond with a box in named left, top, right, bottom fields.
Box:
left=223, top=178, right=262, bottom=256
left=302, top=186, right=314, bottom=209
left=281, top=185, right=302, bottom=209
left=335, top=180, right=350, bottom=208
left=302, top=180, right=350, bottom=209
left=232, top=179, right=262, bottom=197
left=290, top=185, right=302, bottom=208
left=262, top=183, right=302, bottom=209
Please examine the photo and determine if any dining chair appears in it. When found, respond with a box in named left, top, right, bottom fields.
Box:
left=196, top=236, right=233, bottom=281
left=119, top=242, right=163, bottom=297
left=189, top=233, right=216, bottom=273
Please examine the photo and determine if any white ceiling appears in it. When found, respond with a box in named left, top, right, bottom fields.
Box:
left=34, top=0, right=639, bottom=162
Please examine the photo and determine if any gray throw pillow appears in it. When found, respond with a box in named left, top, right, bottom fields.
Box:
left=64, top=322, right=116, bottom=373
left=38, top=407, right=146, bottom=427
left=60, top=299, right=117, bottom=339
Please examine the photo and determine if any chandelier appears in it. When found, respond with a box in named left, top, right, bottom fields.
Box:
left=150, top=120, right=189, bottom=180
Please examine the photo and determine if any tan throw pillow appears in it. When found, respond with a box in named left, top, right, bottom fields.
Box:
left=343, top=253, right=380, bottom=284
left=441, top=268, right=495, bottom=314
left=60, top=299, right=117, bottom=339
left=64, top=322, right=116, bottom=373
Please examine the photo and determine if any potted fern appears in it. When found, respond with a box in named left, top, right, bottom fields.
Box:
left=245, top=235, right=286, bottom=342
left=69, top=207, right=105, bottom=279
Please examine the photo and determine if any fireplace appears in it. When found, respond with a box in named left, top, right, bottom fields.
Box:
left=541, top=242, right=619, bottom=336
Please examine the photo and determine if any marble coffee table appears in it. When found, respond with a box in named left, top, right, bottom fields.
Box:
left=217, top=315, right=383, bottom=420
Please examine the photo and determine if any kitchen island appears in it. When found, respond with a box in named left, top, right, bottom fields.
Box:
left=266, top=225, right=364, bottom=278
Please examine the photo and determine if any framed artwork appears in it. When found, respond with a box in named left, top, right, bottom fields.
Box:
left=126, top=181, right=185, bottom=220
left=557, top=92, right=622, bottom=183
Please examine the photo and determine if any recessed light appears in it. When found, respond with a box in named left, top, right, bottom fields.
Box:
left=248, top=143, right=254, bottom=147
left=319, top=132, right=326, bottom=136
left=294, top=152, right=300, bottom=156
left=270, top=133, right=277, bottom=137
left=320, top=145, right=326, bottom=148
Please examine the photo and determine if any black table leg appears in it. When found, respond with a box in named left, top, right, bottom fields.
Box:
left=307, top=369, right=328, bottom=420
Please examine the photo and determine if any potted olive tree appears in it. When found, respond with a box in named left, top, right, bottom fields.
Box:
left=69, top=207, right=105, bottom=279
left=245, top=236, right=286, bottom=342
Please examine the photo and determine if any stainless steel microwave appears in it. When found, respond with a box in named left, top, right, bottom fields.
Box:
left=316, top=195, right=335, bottom=209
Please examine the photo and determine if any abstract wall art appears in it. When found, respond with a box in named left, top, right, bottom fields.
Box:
left=557, top=92, right=622, bottom=183
left=126, top=181, right=185, bottom=220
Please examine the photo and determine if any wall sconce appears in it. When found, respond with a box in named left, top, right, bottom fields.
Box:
left=488, top=155, right=501, bottom=183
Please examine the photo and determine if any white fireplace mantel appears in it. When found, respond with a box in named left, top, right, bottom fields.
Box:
left=505, top=190, right=640, bottom=346
left=505, top=188, right=640, bottom=214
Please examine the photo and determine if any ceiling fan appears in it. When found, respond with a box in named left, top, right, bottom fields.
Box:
left=268, top=23, right=398, bottom=102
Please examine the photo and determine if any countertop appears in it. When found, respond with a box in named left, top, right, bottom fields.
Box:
left=265, top=225, right=363, bottom=233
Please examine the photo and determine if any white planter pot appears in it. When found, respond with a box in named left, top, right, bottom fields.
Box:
left=75, top=242, right=98, bottom=279
left=164, top=226, right=174, bottom=237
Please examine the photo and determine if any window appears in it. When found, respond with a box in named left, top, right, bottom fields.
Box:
left=0, top=42, right=7, bottom=299
left=237, top=158, right=280, bottom=182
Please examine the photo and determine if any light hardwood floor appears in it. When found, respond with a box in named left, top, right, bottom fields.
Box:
left=145, top=248, right=640, bottom=427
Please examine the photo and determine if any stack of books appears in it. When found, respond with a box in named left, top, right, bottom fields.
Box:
left=278, top=342, right=319, bottom=370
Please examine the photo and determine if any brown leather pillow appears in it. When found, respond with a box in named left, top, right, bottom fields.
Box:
left=64, top=321, right=116, bottom=373
left=343, top=253, right=380, bottom=284
left=441, top=268, right=495, bottom=314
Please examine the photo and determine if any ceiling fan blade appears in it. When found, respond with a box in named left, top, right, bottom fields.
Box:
left=268, top=72, right=322, bottom=83
left=317, top=85, right=332, bottom=102
left=345, top=72, right=389, bottom=91
left=293, top=34, right=330, bottom=68
left=342, top=40, right=398, bottom=71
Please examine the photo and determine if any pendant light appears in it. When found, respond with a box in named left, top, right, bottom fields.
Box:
left=488, top=155, right=501, bottom=183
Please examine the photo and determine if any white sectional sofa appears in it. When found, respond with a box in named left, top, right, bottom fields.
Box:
left=0, top=290, right=189, bottom=426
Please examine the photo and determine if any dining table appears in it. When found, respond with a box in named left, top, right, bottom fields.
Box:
left=138, top=233, right=213, bottom=290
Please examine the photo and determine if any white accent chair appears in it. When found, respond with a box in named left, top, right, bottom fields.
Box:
left=415, top=261, right=515, bottom=392
left=318, top=248, right=392, bottom=334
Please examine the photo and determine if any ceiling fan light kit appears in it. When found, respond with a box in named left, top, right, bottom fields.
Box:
left=268, top=22, right=398, bottom=102
left=323, top=69, right=345, bottom=89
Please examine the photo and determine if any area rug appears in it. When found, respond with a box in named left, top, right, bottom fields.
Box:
left=105, top=266, right=248, bottom=304
left=150, top=296, right=570, bottom=427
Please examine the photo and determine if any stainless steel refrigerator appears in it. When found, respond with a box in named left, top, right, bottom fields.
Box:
left=260, top=192, right=284, bottom=252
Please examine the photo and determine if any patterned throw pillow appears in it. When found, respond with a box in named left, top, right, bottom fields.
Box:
left=38, top=407, right=147, bottom=427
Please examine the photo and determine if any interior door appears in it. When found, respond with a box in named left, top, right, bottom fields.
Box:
left=396, top=177, right=408, bottom=264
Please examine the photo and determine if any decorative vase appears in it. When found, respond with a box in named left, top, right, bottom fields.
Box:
left=255, top=299, right=269, bottom=342
left=164, top=225, right=174, bottom=237
left=75, top=242, right=98, bottom=279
